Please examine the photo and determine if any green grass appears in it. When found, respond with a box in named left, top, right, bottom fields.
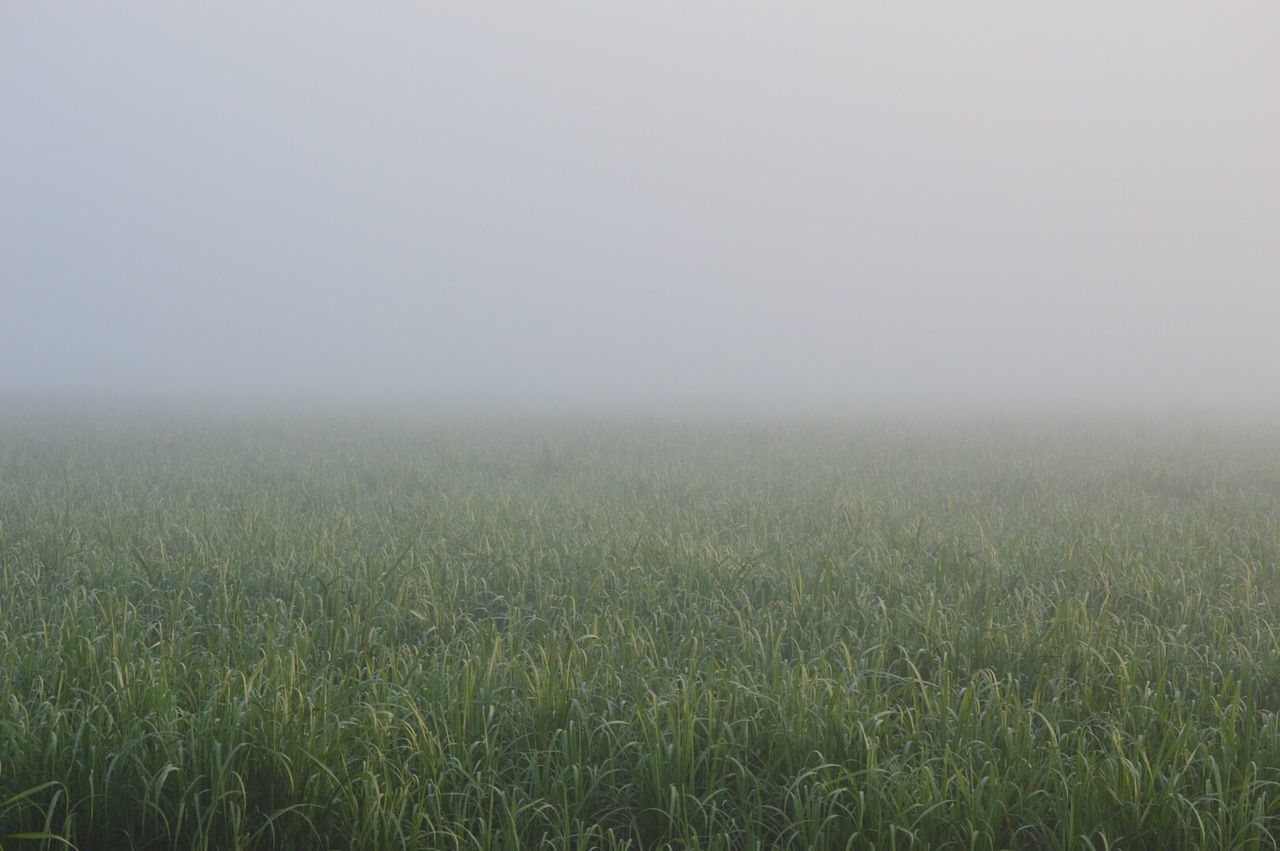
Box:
left=3, top=414, right=1280, bottom=849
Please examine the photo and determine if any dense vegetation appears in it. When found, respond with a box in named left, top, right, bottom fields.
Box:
left=3, top=415, right=1280, bottom=849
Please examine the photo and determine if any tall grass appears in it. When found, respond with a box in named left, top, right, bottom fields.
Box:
left=2, top=416, right=1280, bottom=848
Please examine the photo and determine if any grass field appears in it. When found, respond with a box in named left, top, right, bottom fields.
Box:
left=3, top=414, right=1280, bottom=849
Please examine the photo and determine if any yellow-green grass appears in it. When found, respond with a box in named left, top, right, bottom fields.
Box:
left=2, top=416, right=1279, bottom=849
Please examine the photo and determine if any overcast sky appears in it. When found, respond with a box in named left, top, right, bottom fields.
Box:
left=3, top=3, right=1277, bottom=413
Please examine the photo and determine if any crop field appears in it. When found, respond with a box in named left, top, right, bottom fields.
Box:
left=2, top=415, right=1280, bottom=849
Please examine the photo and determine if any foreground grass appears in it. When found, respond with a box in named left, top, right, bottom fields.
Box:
left=2, top=415, right=1280, bottom=849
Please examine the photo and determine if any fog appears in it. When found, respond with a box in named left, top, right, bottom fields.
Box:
left=3, top=3, right=1277, bottom=416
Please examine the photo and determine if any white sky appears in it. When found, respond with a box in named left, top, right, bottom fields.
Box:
left=3, top=3, right=1277, bottom=413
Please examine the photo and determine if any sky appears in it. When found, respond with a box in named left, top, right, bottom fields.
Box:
left=3, top=3, right=1277, bottom=414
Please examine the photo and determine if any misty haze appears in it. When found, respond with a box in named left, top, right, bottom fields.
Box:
left=2, top=3, right=1279, bottom=849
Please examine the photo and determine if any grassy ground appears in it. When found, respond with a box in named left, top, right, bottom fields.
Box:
left=2, top=415, right=1280, bottom=849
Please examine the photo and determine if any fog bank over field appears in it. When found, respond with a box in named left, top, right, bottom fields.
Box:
left=3, top=3, right=1277, bottom=415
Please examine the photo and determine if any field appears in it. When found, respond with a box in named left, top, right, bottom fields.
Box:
left=3, top=414, right=1280, bottom=849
